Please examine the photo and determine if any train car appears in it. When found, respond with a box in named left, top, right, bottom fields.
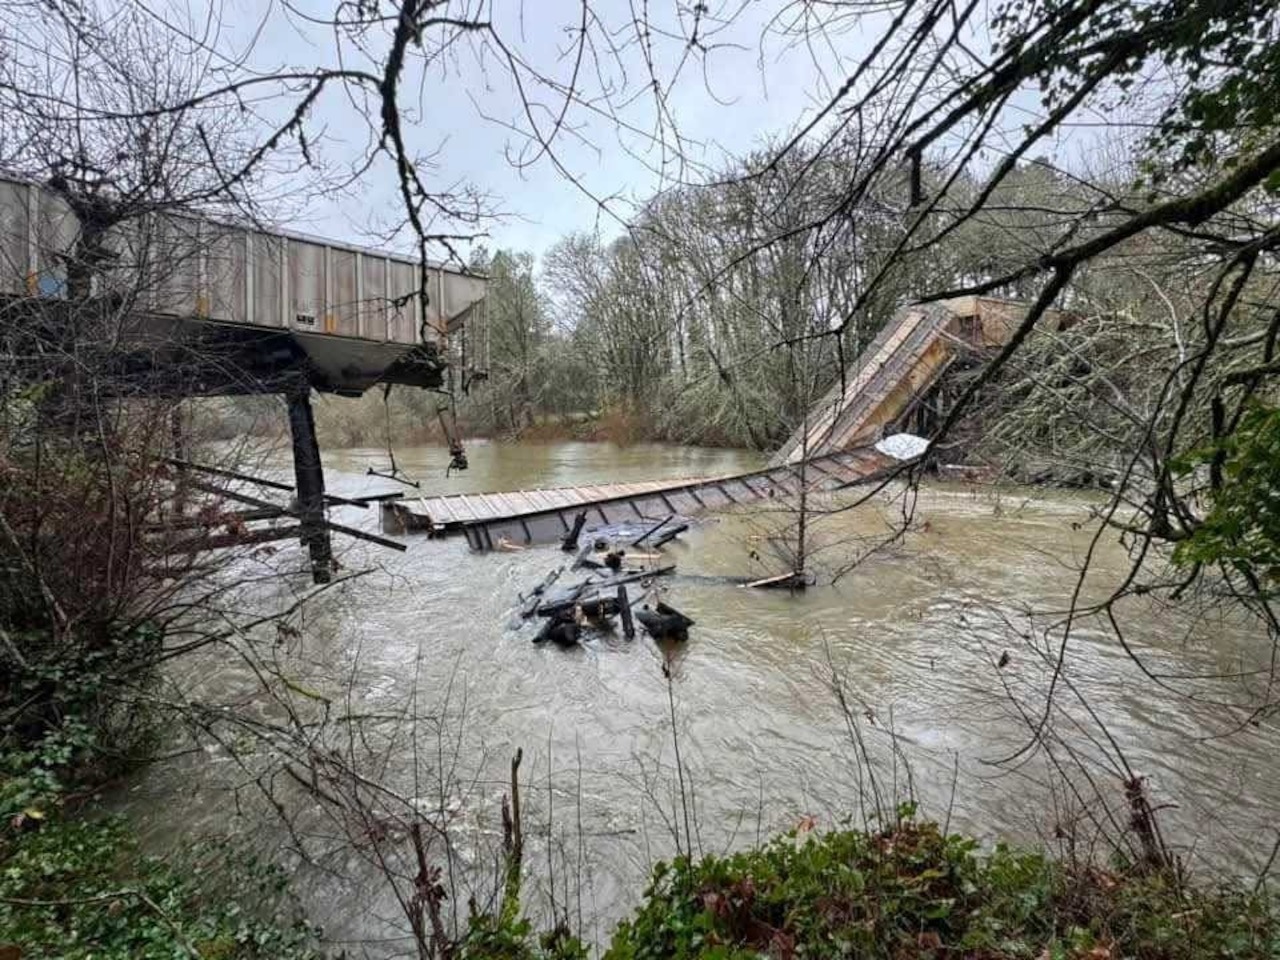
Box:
left=0, top=174, right=487, bottom=394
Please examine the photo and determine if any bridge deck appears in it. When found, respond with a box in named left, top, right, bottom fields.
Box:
left=382, top=447, right=899, bottom=550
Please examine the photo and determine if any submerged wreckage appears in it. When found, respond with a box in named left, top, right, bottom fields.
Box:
left=398, top=296, right=1068, bottom=649
left=515, top=513, right=695, bottom=649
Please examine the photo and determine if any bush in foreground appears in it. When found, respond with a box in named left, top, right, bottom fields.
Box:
left=0, top=816, right=321, bottom=960
left=606, top=817, right=1277, bottom=960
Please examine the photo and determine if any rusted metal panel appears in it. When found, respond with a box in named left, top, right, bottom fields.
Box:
left=152, top=215, right=202, bottom=316
left=360, top=255, right=388, bottom=339
left=422, top=265, right=446, bottom=347
left=206, top=223, right=247, bottom=324
left=475, top=494, right=506, bottom=516
left=96, top=218, right=147, bottom=305
left=33, top=190, right=77, bottom=297
left=425, top=497, right=456, bottom=525
left=661, top=491, right=700, bottom=512
left=251, top=234, right=284, bottom=327
left=521, top=490, right=556, bottom=510
left=387, top=260, right=418, bottom=345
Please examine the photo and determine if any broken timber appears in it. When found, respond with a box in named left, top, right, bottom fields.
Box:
left=186, top=479, right=408, bottom=554
left=534, top=566, right=676, bottom=618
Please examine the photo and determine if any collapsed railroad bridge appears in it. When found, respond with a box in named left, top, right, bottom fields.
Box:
left=385, top=296, right=1075, bottom=550
left=1, top=174, right=488, bottom=580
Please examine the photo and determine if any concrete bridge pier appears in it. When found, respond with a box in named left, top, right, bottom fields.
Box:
left=286, top=390, right=333, bottom=583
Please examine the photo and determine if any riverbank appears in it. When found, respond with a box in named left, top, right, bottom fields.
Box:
left=6, top=797, right=1275, bottom=958
left=607, top=815, right=1278, bottom=960
left=0, top=812, right=321, bottom=959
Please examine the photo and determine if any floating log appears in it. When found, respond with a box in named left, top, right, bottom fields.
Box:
left=630, top=514, right=673, bottom=547
left=651, top=523, right=690, bottom=548
left=617, top=585, right=635, bottom=640
left=561, top=511, right=588, bottom=551
left=745, top=571, right=810, bottom=590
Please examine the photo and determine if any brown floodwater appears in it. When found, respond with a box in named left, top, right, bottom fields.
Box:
left=120, top=440, right=1280, bottom=954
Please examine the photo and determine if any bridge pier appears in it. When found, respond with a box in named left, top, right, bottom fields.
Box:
left=286, top=389, right=333, bottom=583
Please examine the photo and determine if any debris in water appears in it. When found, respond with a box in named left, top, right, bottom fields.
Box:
left=875, top=432, right=930, bottom=461
left=744, top=571, right=812, bottom=590
left=561, top=511, right=588, bottom=551
left=650, top=523, right=689, bottom=548
left=535, top=615, right=579, bottom=646
left=635, top=601, right=694, bottom=641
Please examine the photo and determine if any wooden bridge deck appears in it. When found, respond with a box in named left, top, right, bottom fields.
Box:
left=382, top=446, right=899, bottom=550
left=380, top=298, right=1050, bottom=552
left=772, top=303, right=956, bottom=465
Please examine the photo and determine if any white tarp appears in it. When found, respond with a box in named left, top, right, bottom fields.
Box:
left=875, top=433, right=931, bottom=460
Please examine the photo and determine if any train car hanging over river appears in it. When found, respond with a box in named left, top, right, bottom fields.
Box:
left=0, top=173, right=488, bottom=395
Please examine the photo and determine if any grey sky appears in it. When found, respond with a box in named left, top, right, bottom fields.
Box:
left=215, top=0, right=868, bottom=261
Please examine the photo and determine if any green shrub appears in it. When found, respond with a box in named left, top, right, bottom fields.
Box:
left=606, top=817, right=1279, bottom=959
left=0, top=815, right=323, bottom=959
left=460, top=912, right=589, bottom=960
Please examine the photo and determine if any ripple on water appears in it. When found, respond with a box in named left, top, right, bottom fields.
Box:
left=119, top=445, right=1280, bottom=946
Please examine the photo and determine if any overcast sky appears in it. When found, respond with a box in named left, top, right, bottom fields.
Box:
left=209, top=0, right=876, bottom=261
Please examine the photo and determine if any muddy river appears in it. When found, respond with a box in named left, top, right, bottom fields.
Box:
left=122, top=440, right=1280, bottom=954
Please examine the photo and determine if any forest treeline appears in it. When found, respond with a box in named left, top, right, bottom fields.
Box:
left=260, top=141, right=1269, bottom=492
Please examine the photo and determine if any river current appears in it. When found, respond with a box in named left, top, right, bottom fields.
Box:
left=120, top=440, right=1280, bottom=952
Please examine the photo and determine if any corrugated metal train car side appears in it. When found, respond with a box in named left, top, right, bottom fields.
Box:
left=0, top=175, right=484, bottom=348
